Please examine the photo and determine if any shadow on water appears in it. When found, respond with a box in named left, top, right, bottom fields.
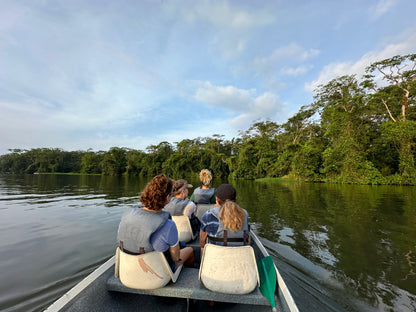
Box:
left=0, top=175, right=415, bottom=311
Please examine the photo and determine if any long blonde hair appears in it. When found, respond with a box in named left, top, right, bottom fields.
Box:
left=219, top=200, right=246, bottom=232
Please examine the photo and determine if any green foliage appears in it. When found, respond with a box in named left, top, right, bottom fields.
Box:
left=0, top=54, right=415, bottom=185
left=81, top=151, right=104, bottom=174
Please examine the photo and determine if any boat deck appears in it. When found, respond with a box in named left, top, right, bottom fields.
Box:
left=107, top=264, right=270, bottom=306
left=46, top=207, right=298, bottom=312
left=106, top=237, right=275, bottom=309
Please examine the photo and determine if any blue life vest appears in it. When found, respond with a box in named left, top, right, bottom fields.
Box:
left=193, top=187, right=215, bottom=204
left=117, top=206, right=170, bottom=254
left=163, top=197, right=189, bottom=216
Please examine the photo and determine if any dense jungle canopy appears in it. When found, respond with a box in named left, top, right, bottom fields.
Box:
left=1, top=54, right=415, bottom=185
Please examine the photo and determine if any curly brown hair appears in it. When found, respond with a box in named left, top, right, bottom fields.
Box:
left=139, top=174, right=173, bottom=211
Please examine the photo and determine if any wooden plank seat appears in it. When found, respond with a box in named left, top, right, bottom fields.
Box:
left=106, top=266, right=270, bottom=306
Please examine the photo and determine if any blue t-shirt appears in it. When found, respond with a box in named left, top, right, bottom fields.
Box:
left=200, top=209, right=221, bottom=236
left=149, top=219, right=179, bottom=252
left=150, top=219, right=179, bottom=271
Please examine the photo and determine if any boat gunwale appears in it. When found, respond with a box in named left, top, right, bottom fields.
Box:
left=44, top=256, right=115, bottom=312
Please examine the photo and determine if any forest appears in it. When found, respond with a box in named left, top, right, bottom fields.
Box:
left=1, top=54, right=415, bottom=185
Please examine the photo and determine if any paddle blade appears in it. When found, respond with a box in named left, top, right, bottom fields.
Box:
left=258, top=256, right=277, bottom=309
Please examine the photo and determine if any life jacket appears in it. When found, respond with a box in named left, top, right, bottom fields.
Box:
left=193, top=187, right=215, bottom=204
left=163, top=197, right=189, bottom=216
left=208, top=205, right=250, bottom=246
left=117, top=206, right=170, bottom=254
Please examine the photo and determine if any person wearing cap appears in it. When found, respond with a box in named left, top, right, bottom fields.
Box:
left=163, top=179, right=200, bottom=234
left=164, top=179, right=196, bottom=217
left=199, top=184, right=250, bottom=256
left=190, top=169, right=216, bottom=204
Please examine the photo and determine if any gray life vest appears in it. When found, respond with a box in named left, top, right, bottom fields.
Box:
left=117, top=206, right=170, bottom=254
left=208, top=205, right=250, bottom=246
left=163, top=197, right=189, bottom=216
left=193, top=187, right=215, bottom=204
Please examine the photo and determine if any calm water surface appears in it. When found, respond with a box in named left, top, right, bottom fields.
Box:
left=0, top=174, right=415, bottom=312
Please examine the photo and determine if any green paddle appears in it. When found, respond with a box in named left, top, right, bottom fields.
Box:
left=258, top=256, right=277, bottom=311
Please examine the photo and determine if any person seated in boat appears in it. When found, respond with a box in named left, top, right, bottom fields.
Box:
left=164, top=179, right=200, bottom=235
left=190, top=169, right=216, bottom=204
left=117, top=174, right=194, bottom=271
left=200, top=184, right=250, bottom=256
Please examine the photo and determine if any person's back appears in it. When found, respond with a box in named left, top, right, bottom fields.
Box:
left=163, top=179, right=196, bottom=217
left=117, top=174, right=194, bottom=271
left=118, top=205, right=170, bottom=253
left=190, top=169, right=216, bottom=204
left=205, top=202, right=250, bottom=246
left=193, top=187, right=215, bottom=204
left=200, top=184, right=250, bottom=255
left=164, top=197, right=189, bottom=216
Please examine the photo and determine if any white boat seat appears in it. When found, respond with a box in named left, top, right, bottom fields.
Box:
left=195, top=204, right=215, bottom=221
left=171, top=215, right=196, bottom=243
left=115, top=247, right=183, bottom=290
left=199, top=243, right=259, bottom=294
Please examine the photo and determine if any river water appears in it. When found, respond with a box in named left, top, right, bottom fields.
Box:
left=0, top=174, right=415, bottom=312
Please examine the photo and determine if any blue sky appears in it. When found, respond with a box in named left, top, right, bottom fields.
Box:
left=1, top=0, right=415, bottom=155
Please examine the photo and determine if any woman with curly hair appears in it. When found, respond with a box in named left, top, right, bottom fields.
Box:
left=117, top=174, right=194, bottom=270
left=190, top=169, right=216, bottom=204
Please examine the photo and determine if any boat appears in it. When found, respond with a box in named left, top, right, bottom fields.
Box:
left=45, top=205, right=299, bottom=312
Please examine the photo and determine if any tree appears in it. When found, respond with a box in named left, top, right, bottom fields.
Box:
left=101, top=147, right=127, bottom=176
left=81, top=150, right=104, bottom=174
left=364, top=54, right=416, bottom=178
left=314, top=75, right=381, bottom=183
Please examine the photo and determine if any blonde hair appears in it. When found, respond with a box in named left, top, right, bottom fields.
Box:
left=219, top=200, right=246, bottom=232
left=200, top=169, right=212, bottom=186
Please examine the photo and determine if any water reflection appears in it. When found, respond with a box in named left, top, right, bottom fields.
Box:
left=236, top=180, right=416, bottom=311
left=0, top=175, right=415, bottom=311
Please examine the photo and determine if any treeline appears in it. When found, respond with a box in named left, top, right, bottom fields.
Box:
left=1, top=54, right=415, bottom=184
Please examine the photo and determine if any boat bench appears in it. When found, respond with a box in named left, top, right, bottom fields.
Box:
left=106, top=267, right=271, bottom=306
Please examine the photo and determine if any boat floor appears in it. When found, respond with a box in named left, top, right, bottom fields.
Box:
left=57, top=262, right=278, bottom=312
left=107, top=266, right=270, bottom=306
left=53, top=236, right=284, bottom=312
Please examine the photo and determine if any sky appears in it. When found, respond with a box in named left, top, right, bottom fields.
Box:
left=1, top=0, right=416, bottom=155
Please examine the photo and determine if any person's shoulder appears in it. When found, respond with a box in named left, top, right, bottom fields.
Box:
left=201, top=209, right=213, bottom=221
left=160, top=219, right=178, bottom=236
left=166, top=219, right=176, bottom=226
left=202, top=207, right=219, bottom=219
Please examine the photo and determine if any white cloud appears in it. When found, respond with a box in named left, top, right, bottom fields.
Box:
left=371, top=0, right=397, bottom=19
left=194, top=81, right=254, bottom=111
left=173, top=1, right=274, bottom=58
left=305, top=31, right=416, bottom=93
left=252, top=43, right=320, bottom=80
left=281, top=65, right=313, bottom=76
left=255, top=43, right=320, bottom=67
left=177, top=1, right=273, bottom=30
left=192, top=81, right=284, bottom=129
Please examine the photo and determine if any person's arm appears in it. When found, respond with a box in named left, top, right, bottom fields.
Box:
left=169, top=242, right=180, bottom=262
left=200, top=229, right=208, bottom=250
left=199, top=229, right=208, bottom=260
left=183, top=201, right=196, bottom=217
left=190, top=192, right=195, bottom=202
